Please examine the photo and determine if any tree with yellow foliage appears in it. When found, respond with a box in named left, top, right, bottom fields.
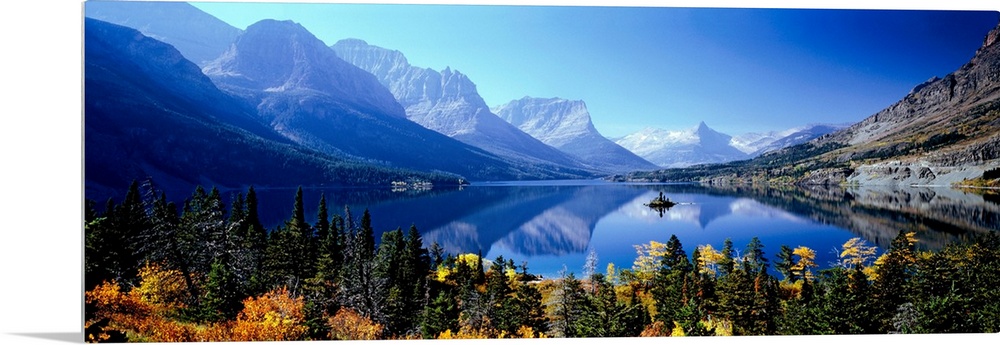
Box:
left=839, top=237, right=878, bottom=269
left=791, top=246, right=818, bottom=281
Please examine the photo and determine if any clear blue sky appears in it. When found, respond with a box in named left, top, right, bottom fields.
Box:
left=190, top=1, right=999, bottom=137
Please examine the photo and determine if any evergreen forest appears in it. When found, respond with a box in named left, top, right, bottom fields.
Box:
left=84, top=180, right=1000, bottom=342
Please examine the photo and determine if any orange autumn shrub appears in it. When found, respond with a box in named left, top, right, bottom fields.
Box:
left=328, top=308, right=384, bottom=340
left=228, top=286, right=308, bottom=341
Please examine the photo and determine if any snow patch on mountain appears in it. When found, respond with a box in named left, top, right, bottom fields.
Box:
left=492, top=97, right=658, bottom=172
left=615, top=122, right=750, bottom=168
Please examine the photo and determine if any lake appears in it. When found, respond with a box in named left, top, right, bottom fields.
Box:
left=198, top=180, right=999, bottom=278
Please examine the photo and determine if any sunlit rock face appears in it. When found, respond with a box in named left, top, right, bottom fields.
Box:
left=492, top=97, right=659, bottom=173
left=201, top=20, right=532, bottom=180
left=332, top=39, right=597, bottom=176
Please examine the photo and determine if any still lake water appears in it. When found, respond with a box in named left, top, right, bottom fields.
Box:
left=216, top=180, right=998, bottom=278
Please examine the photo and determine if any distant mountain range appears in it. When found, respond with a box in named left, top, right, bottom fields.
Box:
left=617, top=23, right=1000, bottom=185
left=491, top=97, right=658, bottom=173
left=730, top=124, right=847, bottom=156
left=613, top=122, right=749, bottom=168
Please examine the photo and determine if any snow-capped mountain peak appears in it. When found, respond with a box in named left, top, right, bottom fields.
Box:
left=615, top=122, right=748, bottom=168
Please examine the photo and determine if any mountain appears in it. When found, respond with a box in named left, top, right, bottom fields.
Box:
left=731, top=124, right=846, bottom=156
left=614, top=122, right=751, bottom=168
left=618, top=22, right=1000, bottom=186
left=792, top=22, right=1000, bottom=185
left=330, top=39, right=597, bottom=176
left=84, top=18, right=459, bottom=201
left=202, top=20, right=563, bottom=181
left=84, top=1, right=241, bottom=66
left=491, top=97, right=658, bottom=173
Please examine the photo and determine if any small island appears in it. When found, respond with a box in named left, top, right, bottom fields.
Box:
left=645, top=191, right=677, bottom=208
left=644, top=192, right=677, bottom=217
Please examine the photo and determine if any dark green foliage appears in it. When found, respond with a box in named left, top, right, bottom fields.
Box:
left=87, top=180, right=149, bottom=288
left=506, top=272, right=549, bottom=335
left=199, top=258, right=241, bottom=322
left=577, top=273, right=645, bottom=337
left=744, top=237, right=768, bottom=275
left=719, top=238, right=735, bottom=278
left=812, top=267, right=874, bottom=334
left=548, top=271, right=589, bottom=337
left=421, top=289, right=459, bottom=338
left=651, top=235, right=692, bottom=326
left=717, top=263, right=756, bottom=335
left=775, top=245, right=795, bottom=282
left=374, top=228, right=407, bottom=335
left=339, top=207, right=382, bottom=323
left=872, top=231, right=918, bottom=332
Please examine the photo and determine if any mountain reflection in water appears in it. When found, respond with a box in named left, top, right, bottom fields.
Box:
left=164, top=181, right=997, bottom=277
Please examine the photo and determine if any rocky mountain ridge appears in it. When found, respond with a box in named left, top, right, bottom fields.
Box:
left=618, top=22, right=1000, bottom=186
left=331, top=39, right=598, bottom=175
left=202, top=19, right=562, bottom=181
left=84, top=18, right=462, bottom=201
left=492, top=97, right=658, bottom=173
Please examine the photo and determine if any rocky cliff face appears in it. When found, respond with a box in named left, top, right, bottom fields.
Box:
left=821, top=23, right=1000, bottom=164
left=778, top=23, right=1000, bottom=186
left=202, top=20, right=547, bottom=180
left=331, top=39, right=596, bottom=175
left=493, top=97, right=658, bottom=173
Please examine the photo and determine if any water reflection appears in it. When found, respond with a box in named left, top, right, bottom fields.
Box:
left=134, top=181, right=998, bottom=277
left=423, top=184, right=646, bottom=256
left=695, top=184, right=1000, bottom=250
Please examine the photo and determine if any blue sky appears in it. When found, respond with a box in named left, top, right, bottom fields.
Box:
left=190, top=1, right=998, bottom=137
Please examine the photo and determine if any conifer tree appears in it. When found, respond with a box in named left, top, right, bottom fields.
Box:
left=652, top=235, right=691, bottom=327
left=719, top=238, right=736, bottom=277
left=315, top=193, right=330, bottom=241
left=547, top=270, right=588, bottom=337
left=200, top=258, right=241, bottom=322
left=421, top=289, right=459, bottom=338
left=872, top=231, right=917, bottom=332
left=775, top=245, right=795, bottom=282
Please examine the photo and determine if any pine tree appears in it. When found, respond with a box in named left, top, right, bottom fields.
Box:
left=241, top=186, right=268, bottom=296
left=775, top=245, right=795, bottom=282
left=103, top=180, right=150, bottom=286
left=651, top=235, right=691, bottom=327
left=547, top=270, right=588, bottom=337
left=374, top=228, right=406, bottom=335
left=315, top=193, right=330, bottom=241
left=339, top=207, right=381, bottom=326
left=421, top=289, right=459, bottom=338
left=872, top=231, right=917, bottom=332
left=745, top=237, right=768, bottom=275
left=200, top=258, right=241, bottom=322
left=719, top=238, right=736, bottom=278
